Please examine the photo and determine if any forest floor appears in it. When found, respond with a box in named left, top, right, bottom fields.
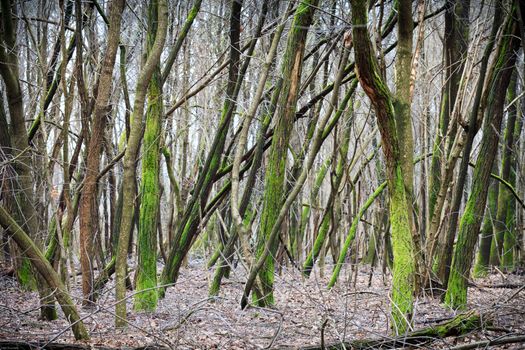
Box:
left=0, top=259, right=524, bottom=349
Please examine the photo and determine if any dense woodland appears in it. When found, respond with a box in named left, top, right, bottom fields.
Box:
left=1, top=0, right=525, bottom=348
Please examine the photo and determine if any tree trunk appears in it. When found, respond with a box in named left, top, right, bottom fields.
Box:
left=444, top=3, right=521, bottom=308
left=349, top=0, right=416, bottom=334
left=115, top=0, right=167, bottom=327
left=492, top=73, right=518, bottom=270
left=78, top=0, right=125, bottom=307
left=133, top=0, right=165, bottom=312
left=473, top=174, right=498, bottom=277
left=252, top=0, right=318, bottom=307
left=0, top=206, right=89, bottom=340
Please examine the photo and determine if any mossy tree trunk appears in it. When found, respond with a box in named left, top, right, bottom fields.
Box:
left=78, top=0, right=125, bottom=307
left=444, top=3, right=521, bottom=309
left=502, top=88, right=523, bottom=268
left=0, top=206, right=90, bottom=340
left=251, top=0, right=317, bottom=306
left=435, top=0, right=503, bottom=286
left=160, top=0, right=243, bottom=295
left=491, top=73, right=518, bottom=270
left=133, top=0, right=164, bottom=312
left=115, top=0, right=167, bottom=327
left=349, top=0, right=416, bottom=334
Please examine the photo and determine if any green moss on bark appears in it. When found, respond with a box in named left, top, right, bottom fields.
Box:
left=253, top=0, right=318, bottom=306
left=133, top=0, right=165, bottom=312
left=389, top=168, right=415, bottom=334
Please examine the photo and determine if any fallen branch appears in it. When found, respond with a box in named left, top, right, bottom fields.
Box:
left=448, top=334, right=525, bottom=350
left=301, top=310, right=486, bottom=350
left=470, top=282, right=524, bottom=289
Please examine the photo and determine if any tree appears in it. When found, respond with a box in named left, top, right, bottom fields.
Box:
left=250, top=0, right=318, bottom=306
left=445, top=1, right=522, bottom=309
left=115, top=0, right=168, bottom=326
left=349, top=0, right=416, bottom=334
left=133, top=0, right=165, bottom=313
left=78, top=0, right=125, bottom=307
left=160, top=0, right=243, bottom=295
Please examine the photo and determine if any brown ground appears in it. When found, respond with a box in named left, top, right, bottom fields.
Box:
left=0, top=260, right=524, bottom=349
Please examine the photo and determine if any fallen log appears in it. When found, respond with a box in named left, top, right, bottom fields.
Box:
left=0, top=340, right=169, bottom=350
left=448, top=334, right=525, bottom=350
left=302, top=310, right=486, bottom=350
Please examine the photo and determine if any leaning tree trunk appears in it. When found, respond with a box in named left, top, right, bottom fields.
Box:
left=160, top=0, right=243, bottom=295
left=210, top=0, right=281, bottom=297
left=444, top=3, right=521, bottom=309
left=349, top=0, right=416, bottom=334
left=302, top=86, right=355, bottom=277
left=435, top=0, right=503, bottom=286
left=427, top=0, right=470, bottom=238
left=0, top=207, right=90, bottom=340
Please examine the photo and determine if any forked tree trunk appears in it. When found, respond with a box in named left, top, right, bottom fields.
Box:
left=349, top=0, right=416, bottom=334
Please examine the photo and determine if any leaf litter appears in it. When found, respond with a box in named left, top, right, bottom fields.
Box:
left=0, top=260, right=524, bottom=349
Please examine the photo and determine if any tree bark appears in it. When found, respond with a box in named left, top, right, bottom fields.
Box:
left=115, top=0, right=167, bottom=327
left=444, top=3, right=521, bottom=309
left=78, top=0, right=125, bottom=307
left=250, top=0, right=318, bottom=307
left=133, top=0, right=164, bottom=312
left=349, top=0, right=416, bottom=334
left=491, top=73, right=518, bottom=269
left=0, top=206, right=89, bottom=340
